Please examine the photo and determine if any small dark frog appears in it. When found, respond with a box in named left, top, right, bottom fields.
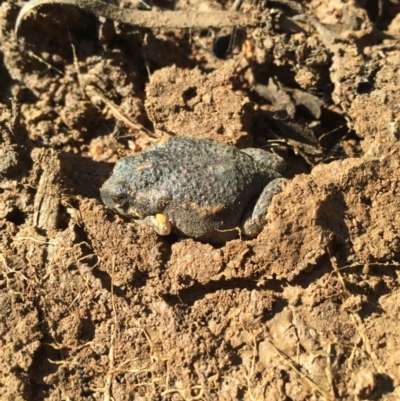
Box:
left=101, top=137, right=285, bottom=243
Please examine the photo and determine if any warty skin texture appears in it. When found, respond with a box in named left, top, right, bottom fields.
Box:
left=101, top=137, right=285, bottom=243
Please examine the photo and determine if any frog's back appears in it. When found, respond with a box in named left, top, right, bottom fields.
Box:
left=137, top=137, right=262, bottom=206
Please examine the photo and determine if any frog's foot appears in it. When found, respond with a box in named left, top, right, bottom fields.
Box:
left=137, top=213, right=172, bottom=235
left=240, top=178, right=286, bottom=237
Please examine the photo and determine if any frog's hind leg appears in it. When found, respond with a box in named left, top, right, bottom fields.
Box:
left=240, top=178, right=286, bottom=238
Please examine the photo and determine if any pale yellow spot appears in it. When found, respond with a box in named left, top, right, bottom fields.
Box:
left=144, top=213, right=172, bottom=236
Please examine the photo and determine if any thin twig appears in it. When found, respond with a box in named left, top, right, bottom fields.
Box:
left=15, top=0, right=262, bottom=39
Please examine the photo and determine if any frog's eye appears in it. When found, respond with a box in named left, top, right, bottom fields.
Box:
left=111, top=193, right=129, bottom=208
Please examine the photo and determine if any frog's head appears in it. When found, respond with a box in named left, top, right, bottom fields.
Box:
left=101, top=177, right=171, bottom=222
left=101, top=155, right=172, bottom=220
left=101, top=179, right=135, bottom=217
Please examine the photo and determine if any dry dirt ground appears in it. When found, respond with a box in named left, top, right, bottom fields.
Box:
left=1, top=0, right=400, bottom=400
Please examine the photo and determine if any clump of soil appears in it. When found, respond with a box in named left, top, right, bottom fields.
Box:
left=1, top=0, right=400, bottom=400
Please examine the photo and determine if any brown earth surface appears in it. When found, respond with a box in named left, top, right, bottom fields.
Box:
left=1, top=0, right=400, bottom=400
